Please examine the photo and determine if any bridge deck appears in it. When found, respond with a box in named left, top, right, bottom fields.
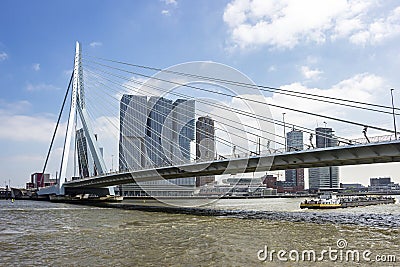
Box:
left=63, top=140, right=400, bottom=188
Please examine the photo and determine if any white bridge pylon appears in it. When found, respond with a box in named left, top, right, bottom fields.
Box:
left=56, top=42, right=110, bottom=195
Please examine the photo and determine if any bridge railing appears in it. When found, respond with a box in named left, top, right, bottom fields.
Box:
left=89, top=134, right=397, bottom=178
left=347, top=134, right=396, bottom=145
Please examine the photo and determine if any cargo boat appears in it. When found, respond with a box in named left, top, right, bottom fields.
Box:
left=300, top=193, right=395, bottom=209
left=49, top=194, right=123, bottom=203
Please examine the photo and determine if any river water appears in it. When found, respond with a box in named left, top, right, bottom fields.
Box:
left=1, top=197, right=399, bottom=266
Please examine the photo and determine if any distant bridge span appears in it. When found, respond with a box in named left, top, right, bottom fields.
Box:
left=63, top=140, right=400, bottom=188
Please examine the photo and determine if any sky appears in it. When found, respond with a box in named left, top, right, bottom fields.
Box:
left=1, top=0, right=400, bottom=187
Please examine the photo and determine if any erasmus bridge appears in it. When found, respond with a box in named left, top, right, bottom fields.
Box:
left=38, top=42, right=400, bottom=197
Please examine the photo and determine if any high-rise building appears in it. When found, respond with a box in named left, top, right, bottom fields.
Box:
left=76, top=129, right=103, bottom=177
left=76, top=128, right=89, bottom=178
left=172, top=99, right=195, bottom=165
left=118, top=95, right=196, bottom=196
left=285, top=129, right=304, bottom=191
left=309, top=127, right=339, bottom=189
left=119, top=95, right=148, bottom=171
left=169, top=98, right=195, bottom=187
left=145, top=96, right=174, bottom=167
left=315, top=127, right=337, bottom=148
left=196, top=116, right=215, bottom=187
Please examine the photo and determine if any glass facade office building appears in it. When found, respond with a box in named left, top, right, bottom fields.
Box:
left=285, top=129, right=304, bottom=191
left=196, top=116, right=215, bottom=187
left=76, top=128, right=89, bottom=178
left=118, top=95, right=195, bottom=196
left=119, top=95, right=148, bottom=171
left=309, top=127, right=339, bottom=189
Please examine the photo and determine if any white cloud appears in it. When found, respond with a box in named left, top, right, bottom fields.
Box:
left=266, top=73, right=391, bottom=141
left=162, top=0, right=177, bottom=5
left=90, top=41, right=103, bottom=48
left=223, top=0, right=400, bottom=49
left=0, top=100, right=67, bottom=185
left=0, top=99, right=32, bottom=114
left=26, top=83, right=60, bottom=92
left=161, top=0, right=177, bottom=16
left=263, top=73, right=400, bottom=185
left=0, top=114, right=57, bottom=142
left=0, top=52, right=8, bottom=61
left=300, top=66, right=323, bottom=80
left=0, top=101, right=63, bottom=142
left=32, top=63, right=40, bottom=71
left=306, top=56, right=319, bottom=65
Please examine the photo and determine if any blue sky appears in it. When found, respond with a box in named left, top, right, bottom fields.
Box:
left=1, top=0, right=400, bottom=187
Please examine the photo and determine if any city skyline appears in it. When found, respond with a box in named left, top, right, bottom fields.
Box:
left=1, top=1, right=400, bottom=186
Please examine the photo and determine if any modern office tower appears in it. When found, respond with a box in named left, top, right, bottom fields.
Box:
left=145, top=96, right=174, bottom=167
left=76, top=128, right=89, bottom=178
left=172, top=99, right=195, bottom=164
left=315, top=127, right=337, bottom=148
left=76, top=129, right=103, bottom=177
left=308, top=127, right=339, bottom=189
left=284, top=129, right=304, bottom=191
left=119, top=95, right=148, bottom=171
left=118, top=95, right=196, bottom=196
left=196, top=116, right=215, bottom=187
left=170, top=99, right=196, bottom=187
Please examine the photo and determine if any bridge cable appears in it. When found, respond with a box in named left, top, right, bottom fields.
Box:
left=84, top=67, right=296, bottom=152
left=84, top=73, right=259, bottom=164
left=83, top=59, right=396, bottom=134
left=84, top=55, right=400, bottom=113
left=40, top=71, right=74, bottom=187
left=83, top=63, right=363, bottom=146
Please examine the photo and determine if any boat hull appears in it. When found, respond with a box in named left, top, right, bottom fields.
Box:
left=49, top=194, right=123, bottom=203
left=300, top=203, right=341, bottom=209
left=300, top=197, right=396, bottom=209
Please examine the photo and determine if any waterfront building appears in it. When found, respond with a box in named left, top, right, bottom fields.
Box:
left=145, top=96, right=174, bottom=167
left=76, top=128, right=103, bottom=177
left=172, top=99, right=195, bottom=163
left=370, top=177, right=391, bottom=187
left=76, top=128, right=89, bottom=178
left=29, top=172, right=54, bottom=188
left=340, top=183, right=367, bottom=193
left=119, top=95, right=148, bottom=171
left=309, top=127, right=339, bottom=190
left=118, top=95, right=195, bottom=196
left=369, top=177, right=400, bottom=191
left=285, top=129, right=304, bottom=191
left=262, top=174, right=277, bottom=189
left=0, top=186, right=12, bottom=199
left=198, top=176, right=274, bottom=196
left=195, top=116, right=215, bottom=187
left=168, top=98, right=195, bottom=187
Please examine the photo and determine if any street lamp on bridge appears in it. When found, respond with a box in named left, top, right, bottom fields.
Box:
left=282, top=112, right=286, bottom=151
left=390, top=89, right=397, bottom=140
